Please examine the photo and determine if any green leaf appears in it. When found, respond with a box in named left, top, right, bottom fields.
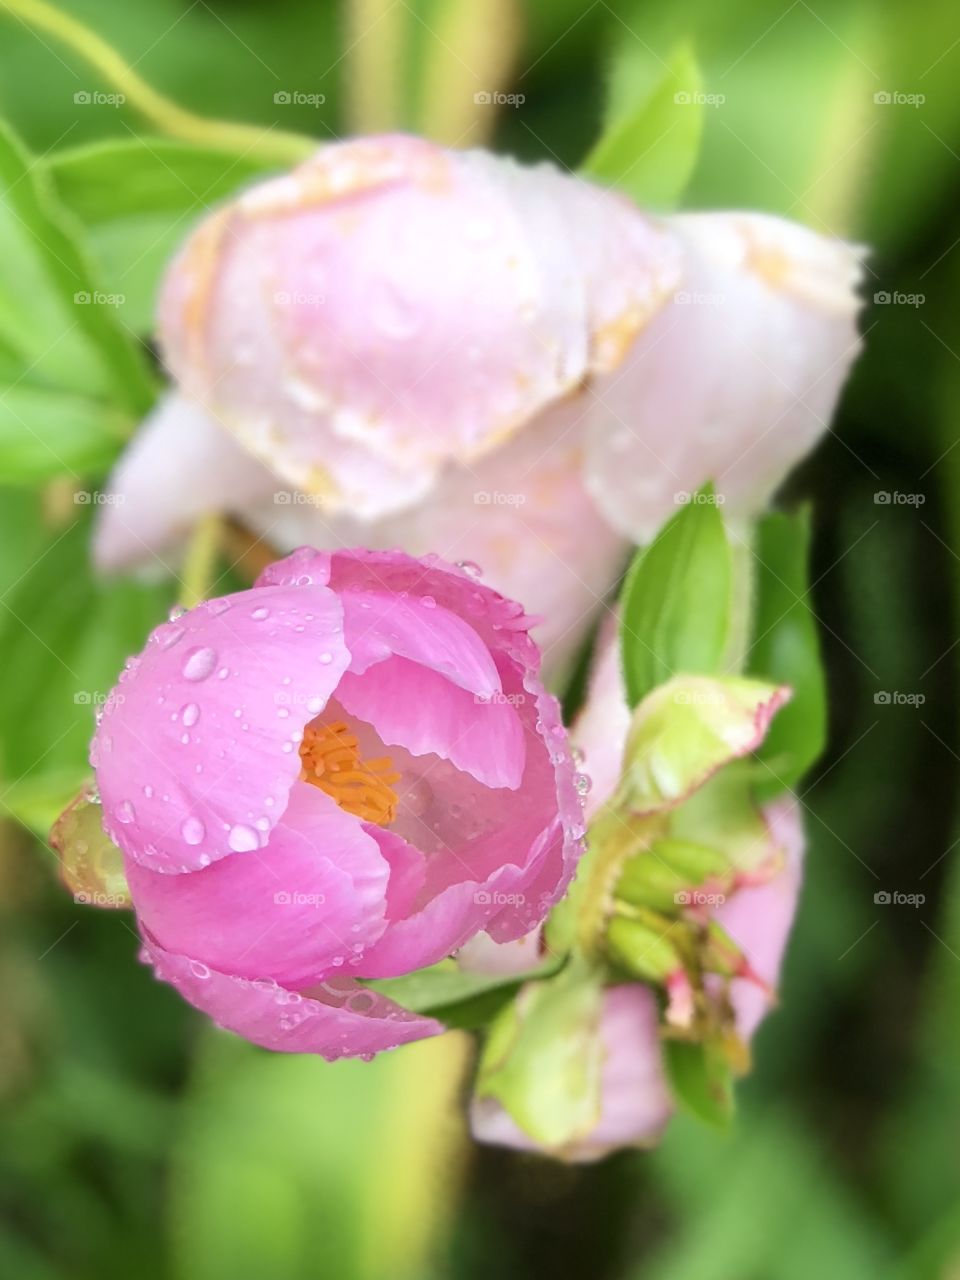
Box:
left=0, top=386, right=130, bottom=484
left=581, top=41, right=704, bottom=210
left=748, top=509, right=827, bottom=799
left=362, top=951, right=561, bottom=1017
left=619, top=486, right=733, bottom=710
left=0, top=517, right=173, bottom=806
left=663, top=1038, right=734, bottom=1129
left=0, top=122, right=152, bottom=407
left=46, top=138, right=277, bottom=334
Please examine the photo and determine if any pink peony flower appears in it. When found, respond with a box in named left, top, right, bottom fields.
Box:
left=90, top=547, right=583, bottom=1059
left=470, top=985, right=672, bottom=1162
left=94, top=134, right=862, bottom=669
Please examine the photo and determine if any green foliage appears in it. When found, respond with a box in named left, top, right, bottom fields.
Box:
left=748, top=509, right=827, bottom=798
left=619, top=487, right=732, bottom=709
left=662, top=1040, right=734, bottom=1129
left=0, top=121, right=153, bottom=484
left=46, top=138, right=277, bottom=332
left=0, top=516, right=173, bottom=827
left=582, top=41, right=704, bottom=209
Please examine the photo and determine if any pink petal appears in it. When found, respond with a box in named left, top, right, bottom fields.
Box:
left=159, top=135, right=681, bottom=518
left=716, top=798, right=805, bottom=1040
left=93, top=393, right=277, bottom=573
left=124, top=784, right=390, bottom=988
left=584, top=212, right=863, bottom=541
left=93, top=583, right=350, bottom=874
left=572, top=615, right=632, bottom=823
left=248, top=402, right=628, bottom=676
left=335, top=655, right=525, bottom=790
left=142, top=937, right=442, bottom=1060
left=338, top=590, right=500, bottom=695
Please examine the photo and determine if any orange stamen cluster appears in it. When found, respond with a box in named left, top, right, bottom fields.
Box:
left=299, top=720, right=400, bottom=825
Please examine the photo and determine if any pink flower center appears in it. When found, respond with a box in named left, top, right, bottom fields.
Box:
left=299, top=720, right=400, bottom=825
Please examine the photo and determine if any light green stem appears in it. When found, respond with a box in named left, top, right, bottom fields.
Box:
left=343, top=0, right=409, bottom=134
left=179, top=513, right=222, bottom=609
left=0, top=0, right=315, bottom=165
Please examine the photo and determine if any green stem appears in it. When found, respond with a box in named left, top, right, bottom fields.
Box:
left=343, top=0, right=409, bottom=134
left=0, top=0, right=315, bottom=165
left=179, top=513, right=222, bottom=609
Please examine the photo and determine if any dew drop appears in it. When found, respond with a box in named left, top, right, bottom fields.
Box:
left=228, top=824, right=259, bottom=852
left=116, top=799, right=136, bottom=824
left=181, top=702, right=200, bottom=728
left=182, top=646, right=217, bottom=681
left=181, top=816, right=205, bottom=846
left=420, top=594, right=437, bottom=609
left=251, top=606, right=270, bottom=621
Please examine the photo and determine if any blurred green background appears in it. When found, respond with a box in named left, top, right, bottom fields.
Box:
left=1, top=0, right=959, bottom=1276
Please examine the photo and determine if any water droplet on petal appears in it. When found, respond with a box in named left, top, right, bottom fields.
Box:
left=181, top=816, right=205, bottom=845
left=182, top=646, right=217, bottom=681
left=181, top=702, right=200, bottom=728
left=251, top=606, right=270, bottom=621
left=420, top=595, right=437, bottom=609
left=228, top=824, right=259, bottom=852
left=116, top=800, right=135, bottom=824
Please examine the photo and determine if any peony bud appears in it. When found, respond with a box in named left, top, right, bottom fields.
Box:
left=69, top=547, right=583, bottom=1059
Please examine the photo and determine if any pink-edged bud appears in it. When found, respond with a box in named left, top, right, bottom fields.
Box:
left=471, top=984, right=672, bottom=1162
left=574, top=625, right=804, bottom=1042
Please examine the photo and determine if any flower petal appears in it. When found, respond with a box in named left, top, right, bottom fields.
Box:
left=124, top=784, right=390, bottom=987
left=715, top=798, right=805, bottom=1039
left=584, top=211, right=863, bottom=541
left=338, top=590, right=501, bottom=695
left=248, top=402, right=628, bottom=676
left=93, top=393, right=277, bottom=573
left=335, top=656, right=525, bottom=790
left=94, top=583, right=350, bottom=873
left=142, top=938, right=442, bottom=1060
left=159, top=135, right=681, bottom=518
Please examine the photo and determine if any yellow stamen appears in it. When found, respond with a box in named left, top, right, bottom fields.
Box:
left=299, top=721, right=400, bottom=825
